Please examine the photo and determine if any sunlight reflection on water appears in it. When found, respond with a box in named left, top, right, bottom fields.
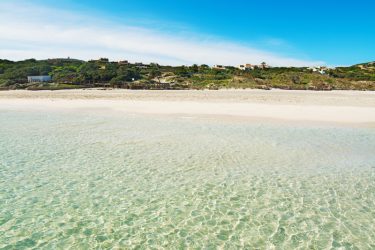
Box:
left=1, top=110, right=375, bottom=249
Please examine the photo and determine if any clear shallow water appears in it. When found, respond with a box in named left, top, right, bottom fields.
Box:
left=1, top=110, right=375, bottom=249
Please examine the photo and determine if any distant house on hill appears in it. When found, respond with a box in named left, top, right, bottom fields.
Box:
left=118, top=60, right=129, bottom=65
left=308, top=66, right=328, bottom=75
left=238, top=63, right=270, bottom=70
left=238, top=64, right=255, bottom=70
left=212, top=65, right=226, bottom=70
left=27, top=76, right=52, bottom=83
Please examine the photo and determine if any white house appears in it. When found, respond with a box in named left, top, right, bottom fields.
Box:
left=238, top=63, right=270, bottom=70
left=308, top=66, right=328, bottom=75
left=213, top=65, right=226, bottom=70
left=238, top=64, right=255, bottom=70
left=27, top=76, right=52, bottom=83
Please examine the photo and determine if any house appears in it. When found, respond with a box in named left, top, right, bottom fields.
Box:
left=118, top=60, right=129, bottom=65
left=308, top=66, right=328, bottom=75
left=27, top=76, right=52, bottom=83
left=238, top=63, right=270, bottom=70
left=238, top=64, right=255, bottom=70
left=213, top=65, right=226, bottom=70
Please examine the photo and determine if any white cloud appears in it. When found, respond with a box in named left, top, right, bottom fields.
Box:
left=0, top=2, right=324, bottom=66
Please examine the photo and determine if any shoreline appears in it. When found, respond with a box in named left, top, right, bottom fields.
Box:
left=1, top=88, right=375, bottom=105
left=1, top=89, right=375, bottom=126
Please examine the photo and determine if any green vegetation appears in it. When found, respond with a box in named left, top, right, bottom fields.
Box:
left=0, top=58, right=374, bottom=90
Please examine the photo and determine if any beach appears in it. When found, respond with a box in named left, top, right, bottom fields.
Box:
left=2, top=0, right=375, bottom=248
left=1, top=89, right=375, bottom=125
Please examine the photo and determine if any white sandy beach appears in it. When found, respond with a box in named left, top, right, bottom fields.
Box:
left=1, top=89, right=375, bottom=125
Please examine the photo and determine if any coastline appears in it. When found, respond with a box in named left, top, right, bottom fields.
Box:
left=1, top=89, right=375, bottom=126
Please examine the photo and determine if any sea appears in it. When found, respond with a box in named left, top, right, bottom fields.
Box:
left=1, top=108, right=375, bottom=249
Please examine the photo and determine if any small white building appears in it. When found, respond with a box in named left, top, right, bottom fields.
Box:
left=308, top=66, right=328, bottom=75
left=27, top=76, right=52, bottom=83
left=213, top=65, right=226, bottom=70
left=238, top=64, right=255, bottom=70
left=238, top=63, right=270, bottom=70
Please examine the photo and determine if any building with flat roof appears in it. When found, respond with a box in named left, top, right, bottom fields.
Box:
left=27, top=76, right=52, bottom=83
left=118, top=60, right=129, bottom=65
left=239, top=63, right=270, bottom=70
left=238, top=64, right=255, bottom=70
left=212, top=65, right=226, bottom=70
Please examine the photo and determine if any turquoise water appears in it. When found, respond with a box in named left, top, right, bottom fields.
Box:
left=1, top=109, right=375, bottom=249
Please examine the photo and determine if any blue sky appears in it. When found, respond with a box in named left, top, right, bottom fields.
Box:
left=0, top=0, right=374, bottom=66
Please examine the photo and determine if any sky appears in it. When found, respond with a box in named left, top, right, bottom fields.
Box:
left=0, top=0, right=374, bottom=66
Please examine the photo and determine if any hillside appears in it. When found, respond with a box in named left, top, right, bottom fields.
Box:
left=0, top=58, right=374, bottom=91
